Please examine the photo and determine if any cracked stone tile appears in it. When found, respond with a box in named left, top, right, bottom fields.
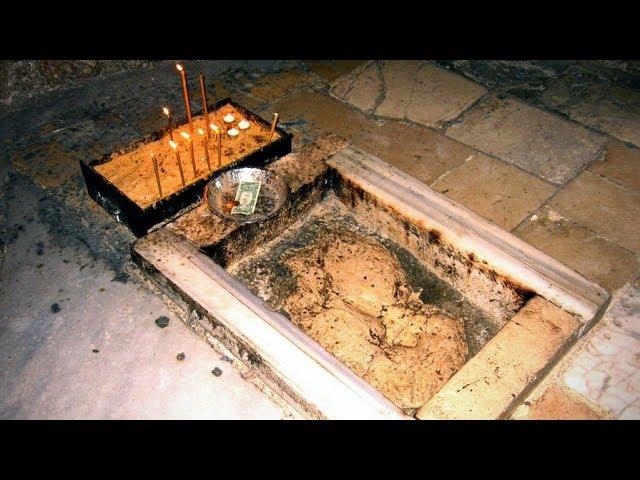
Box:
left=514, top=207, right=640, bottom=292
left=562, top=281, right=640, bottom=419
left=540, top=67, right=640, bottom=147
left=432, top=154, right=556, bottom=230
left=269, top=89, right=477, bottom=184
left=512, top=384, right=605, bottom=420
left=549, top=171, right=640, bottom=254
left=304, top=60, right=365, bottom=84
left=331, top=61, right=382, bottom=113
left=446, top=94, right=606, bottom=185
left=589, top=140, right=640, bottom=191
left=332, top=61, right=486, bottom=128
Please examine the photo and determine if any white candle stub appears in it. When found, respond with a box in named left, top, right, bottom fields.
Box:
left=238, top=119, right=251, bottom=130
left=228, top=128, right=240, bottom=137
left=223, top=113, right=235, bottom=123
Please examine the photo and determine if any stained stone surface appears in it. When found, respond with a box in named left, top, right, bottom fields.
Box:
left=436, top=60, right=568, bottom=99
left=515, top=208, right=640, bottom=292
left=2, top=60, right=158, bottom=111
left=446, top=94, right=606, bottom=185
left=512, top=384, right=605, bottom=420
left=540, top=67, right=640, bottom=147
left=432, top=154, right=556, bottom=230
left=0, top=175, right=285, bottom=419
left=332, top=61, right=486, bottom=128
left=549, top=171, right=640, bottom=254
left=562, top=280, right=640, bottom=419
left=2, top=59, right=640, bottom=419
left=247, top=69, right=321, bottom=102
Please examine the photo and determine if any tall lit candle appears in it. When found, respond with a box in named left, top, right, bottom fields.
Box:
left=198, top=74, right=210, bottom=139
left=210, top=123, right=222, bottom=167
left=162, top=107, right=174, bottom=141
left=197, top=127, right=211, bottom=171
left=180, top=131, right=197, bottom=178
left=176, top=63, right=194, bottom=135
left=169, top=140, right=185, bottom=186
left=151, top=153, right=163, bottom=199
left=269, top=112, right=279, bottom=141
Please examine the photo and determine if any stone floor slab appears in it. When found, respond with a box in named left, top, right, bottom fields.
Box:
left=248, top=69, right=320, bottom=103
left=330, top=61, right=382, bottom=113
left=268, top=89, right=479, bottom=184
left=446, top=94, right=606, bottom=185
left=436, top=60, right=567, bottom=100
left=589, top=140, right=640, bottom=191
left=0, top=178, right=285, bottom=419
left=332, top=61, right=486, bottom=128
left=549, top=171, right=640, bottom=254
left=562, top=281, right=640, bottom=419
left=416, top=296, right=579, bottom=419
left=431, top=154, right=557, bottom=230
left=304, top=60, right=365, bottom=84
left=540, top=68, right=640, bottom=147
left=512, top=384, right=605, bottom=420
left=514, top=208, right=640, bottom=292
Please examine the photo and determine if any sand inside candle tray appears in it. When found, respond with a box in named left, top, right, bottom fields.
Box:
left=95, top=104, right=280, bottom=209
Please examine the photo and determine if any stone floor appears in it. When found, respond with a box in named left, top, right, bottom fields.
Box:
left=1, top=59, right=638, bottom=419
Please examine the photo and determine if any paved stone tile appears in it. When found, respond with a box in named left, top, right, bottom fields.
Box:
left=514, top=208, right=640, bottom=292
left=431, top=154, right=557, bottom=230
left=446, top=94, right=606, bottom=185
left=304, top=60, right=365, bottom=83
left=268, top=89, right=478, bottom=184
left=589, top=140, right=640, bottom=191
left=330, top=61, right=382, bottom=113
left=0, top=179, right=285, bottom=419
left=540, top=68, right=640, bottom=147
left=549, top=171, right=640, bottom=253
left=512, top=384, right=605, bottom=420
left=332, top=61, right=486, bottom=128
left=416, top=296, right=579, bottom=419
left=562, top=281, right=640, bottom=419
left=247, top=70, right=320, bottom=103
left=436, top=60, right=567, bottom=100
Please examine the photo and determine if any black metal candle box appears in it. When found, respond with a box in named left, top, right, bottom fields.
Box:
left=79, top=97, right=292, bottom=237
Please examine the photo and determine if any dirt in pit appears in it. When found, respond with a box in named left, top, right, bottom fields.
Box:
left=94, top=103, right=281, bottom=209
left=227, top=196, right=497, bottom=411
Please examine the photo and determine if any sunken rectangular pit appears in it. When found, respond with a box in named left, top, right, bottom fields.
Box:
left=133, top=137, right=610, bottom=419
left=80, top=98, right=292, bottom=236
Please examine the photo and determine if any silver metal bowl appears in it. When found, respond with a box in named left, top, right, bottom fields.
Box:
left=204, top=167, right=290, bottom=224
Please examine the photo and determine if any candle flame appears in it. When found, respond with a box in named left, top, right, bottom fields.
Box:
left=180, top=131, right=191, bottom=140
left=150, top=152, right=155, bottom=158
left=197, top=128, right=205, bottom=136
left=209, top=123, right=219, bottom=133
left=162, top=107, right=170, bottom=116
left=176, top=64, right=184, bottom=72
left=169, top=140, right=178, bottom=150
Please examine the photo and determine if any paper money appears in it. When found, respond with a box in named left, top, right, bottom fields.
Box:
left=231, top=180, right=262, bottom=215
